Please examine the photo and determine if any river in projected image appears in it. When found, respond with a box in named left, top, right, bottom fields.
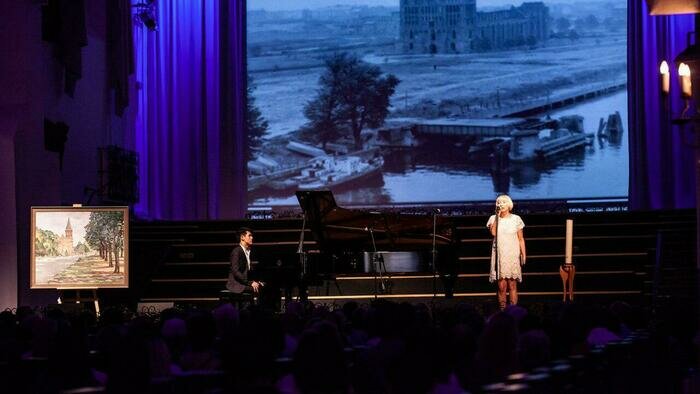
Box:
left=249, top=91, right=628, bottom=207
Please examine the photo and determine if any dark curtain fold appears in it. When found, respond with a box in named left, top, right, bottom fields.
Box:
left=219, top=0, right=248, bottom=219
left=42, top=0, right=87, bottom=97
left=628, top=1, right=696, bottom=209
left=107, top=0, right=134, bottom=117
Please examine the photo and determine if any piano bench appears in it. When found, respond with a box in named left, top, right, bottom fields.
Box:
left=218, top=290, right=253, bottom=308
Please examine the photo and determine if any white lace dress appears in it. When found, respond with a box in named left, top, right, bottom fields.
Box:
left=487, top=214, right=525, bottom=282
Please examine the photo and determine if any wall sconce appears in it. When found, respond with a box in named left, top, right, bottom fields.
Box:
left=674, top=42, right=700, bottom=118
left=659, top=59, right=696, bottom=117
left=662, top=43, right=700, bottom=146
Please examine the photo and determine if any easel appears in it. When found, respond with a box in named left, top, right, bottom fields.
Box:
left=559, top=219, right=575, bottom=302
left=57, top=288, right=100, bottom=316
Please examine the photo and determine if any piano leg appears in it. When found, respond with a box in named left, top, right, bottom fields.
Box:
left=441, top=273, right=456, bottom=298
left=437, top=246, right=458, bottom=298
left=259, top=283, right=282, bottom=311
left=284, top=285, right=293, bottom=305
left=325, top=276, right=343, bottom=296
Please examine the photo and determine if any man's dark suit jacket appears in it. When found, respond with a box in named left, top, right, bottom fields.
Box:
left=226, top=245, right=252, bottom=294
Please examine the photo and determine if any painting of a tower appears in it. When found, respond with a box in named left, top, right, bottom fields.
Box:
left=56, top=218, right=74, bottom=256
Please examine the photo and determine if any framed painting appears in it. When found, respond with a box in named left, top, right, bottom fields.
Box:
left=30, top=206, right=129, bottom=289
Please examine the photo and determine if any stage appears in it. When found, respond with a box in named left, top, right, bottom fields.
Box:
left=116, top=209, right=697, bottom=314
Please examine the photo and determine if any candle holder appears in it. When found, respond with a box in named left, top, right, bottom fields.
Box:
left=681, top=99, right=692, bottom=118
left=559, top=262, right=575, bottom=302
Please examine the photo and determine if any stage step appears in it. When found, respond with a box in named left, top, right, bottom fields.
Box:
left=141, top=269, right=645, bottom=300
left=131, top=209, right=695, bottom=305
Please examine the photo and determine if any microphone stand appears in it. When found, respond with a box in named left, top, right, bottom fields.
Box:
left=432, top=209, right=438, bottom=299
left=494, top=206, right=500, bottom=281
left=297, top=214, right=308, bottom=302
left=368, top=226, right=388, bottom=299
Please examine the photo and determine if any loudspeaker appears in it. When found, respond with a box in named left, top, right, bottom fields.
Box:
left=137, top=302, right=174, bottom=314
left=41, top=2, right=59, bottom=42
left=44, top=118, right=69, bottom=170
left=646, top=0, right=700, bottom=15
left=44, top=119, right=68, bottom=153
left=98, top=145, right=139, bottom=203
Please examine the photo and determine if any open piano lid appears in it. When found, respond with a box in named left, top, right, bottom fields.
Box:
left=296, top=190, right=453, bottom=254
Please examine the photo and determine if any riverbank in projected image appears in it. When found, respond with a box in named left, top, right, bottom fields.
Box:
left=249, top=91, right=628, bottom=206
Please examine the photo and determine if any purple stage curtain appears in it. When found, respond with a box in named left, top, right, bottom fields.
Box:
left=629, top=1, right=696, bottom=209
left=219, top=0, right=248, bottom=219
left=131, top=0, right=246, bottom=219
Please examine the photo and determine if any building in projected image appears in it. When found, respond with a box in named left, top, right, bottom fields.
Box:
left=400, top=0, right=549, bottom=53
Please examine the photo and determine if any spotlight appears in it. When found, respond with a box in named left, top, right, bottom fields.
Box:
left=134, top=0, right=157, bottom=31
left=137, top=10, right=157, bottom=31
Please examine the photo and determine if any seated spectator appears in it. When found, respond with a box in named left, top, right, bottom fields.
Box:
left=180, top=311, right=221, bottom=371
left=292, top=321, right=348, bottom=394
left=474, top=312, right=518, bottom=385
left=517, top=329, right=551, bottom=371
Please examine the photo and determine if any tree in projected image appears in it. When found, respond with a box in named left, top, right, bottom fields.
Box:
left=303, top=53, right=399, bottom=150
left=247, top=76, right=268, bottom=160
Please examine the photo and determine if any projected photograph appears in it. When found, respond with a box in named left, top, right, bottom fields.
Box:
left=246, top=0, right=628, bottom=207
left=30, top=207, right=129, bottom=289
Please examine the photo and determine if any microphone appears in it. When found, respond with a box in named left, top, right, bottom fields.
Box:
left=433, top=208, right=441, bottom=214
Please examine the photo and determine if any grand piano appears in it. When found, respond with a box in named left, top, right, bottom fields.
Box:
left=294, top=190, right=458, bottom=297
left=251, top=191, right=459, bottom=307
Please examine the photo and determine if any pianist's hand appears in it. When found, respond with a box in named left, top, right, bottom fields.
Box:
left=252, top=281, right=262, bottom=293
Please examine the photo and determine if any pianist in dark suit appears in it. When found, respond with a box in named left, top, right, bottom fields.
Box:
left=226, top=227, right=262, bottom=295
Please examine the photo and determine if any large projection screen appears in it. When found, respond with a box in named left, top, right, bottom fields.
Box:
left=31, top=206, right=129, bottom=289
left=246, top=0, right=628, bottom=208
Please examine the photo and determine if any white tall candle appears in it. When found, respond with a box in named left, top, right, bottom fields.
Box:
left=679, top=63, right=692, bottom=99
left=660, top=61, right=670, bottom=95
left=565, top=219, right=573, bottom=265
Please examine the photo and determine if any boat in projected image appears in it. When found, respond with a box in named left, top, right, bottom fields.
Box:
left=297, top=154, right=384, bottom=191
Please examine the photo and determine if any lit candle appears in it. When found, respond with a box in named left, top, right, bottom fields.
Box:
left=565, top=219, right=573, bottom=265
left=660, top=60, right=670, bottom=95
left=679, top=62, right=692, bottom=98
